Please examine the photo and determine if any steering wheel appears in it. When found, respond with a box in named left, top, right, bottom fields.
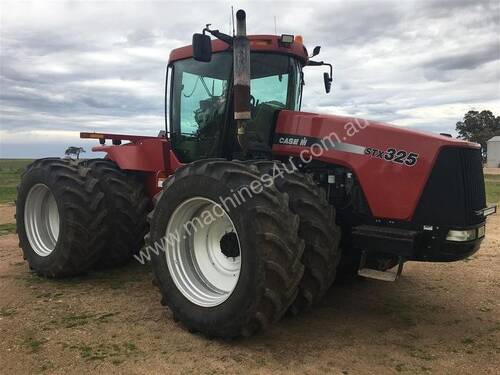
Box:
left=250, top=95, right=260, bottom=115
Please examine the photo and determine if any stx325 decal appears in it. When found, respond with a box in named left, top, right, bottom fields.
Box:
left=364, top=147, right=419, bottom=166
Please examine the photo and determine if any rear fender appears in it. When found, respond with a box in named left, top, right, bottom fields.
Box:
left=80, top=132, right=183, bottom=197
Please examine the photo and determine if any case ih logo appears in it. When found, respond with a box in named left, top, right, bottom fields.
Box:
left=277, top=136, right=308, bottom=146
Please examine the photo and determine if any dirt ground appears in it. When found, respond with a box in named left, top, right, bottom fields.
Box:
left=484, top=168, right=500, bottom=175
left=0, top=203, right=15, bottom=224
left=0, top=205, right=498, bottom=374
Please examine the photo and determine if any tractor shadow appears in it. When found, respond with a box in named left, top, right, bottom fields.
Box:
left=235, top=270, right=494, bottom=362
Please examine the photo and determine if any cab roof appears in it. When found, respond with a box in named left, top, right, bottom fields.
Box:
left=168, top=35, right=309, bottom=65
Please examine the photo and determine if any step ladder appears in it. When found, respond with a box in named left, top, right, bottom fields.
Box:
left=357, top=251, right=404, bottom=282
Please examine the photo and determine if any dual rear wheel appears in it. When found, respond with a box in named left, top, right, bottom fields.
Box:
left=16, top=158, right=149, bottom=277
left=17, top=158, right=108, bottom=277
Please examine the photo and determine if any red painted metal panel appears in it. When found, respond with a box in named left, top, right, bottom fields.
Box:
left=273, top=110, right=479, bottom=221
left=89, top=136, right=183, bottom=197
left=93, top=139, right=168, bottom=172
left=169, top=35, right=308, bottom=64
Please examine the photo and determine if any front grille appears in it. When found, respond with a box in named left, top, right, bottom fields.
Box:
left=460, top=148, right=486, bottom=222
left=413, top=147, right=486, bottom=227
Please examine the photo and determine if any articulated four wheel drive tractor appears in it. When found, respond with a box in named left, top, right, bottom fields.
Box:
left=16, top=10, right=496, bottom=338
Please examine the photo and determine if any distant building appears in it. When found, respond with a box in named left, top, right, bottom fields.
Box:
left=486, top=136, right=500, bottom=168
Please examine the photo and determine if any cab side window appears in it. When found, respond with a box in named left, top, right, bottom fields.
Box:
left=171, top=53, right=231, bottom=163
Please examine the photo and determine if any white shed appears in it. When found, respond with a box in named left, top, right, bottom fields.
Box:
left=486, top=136, right=500, bottom=168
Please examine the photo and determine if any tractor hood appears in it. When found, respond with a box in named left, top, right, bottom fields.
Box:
left=273, top=110, right=478, bottom=152
left=272, top=110, right=480, bottom=221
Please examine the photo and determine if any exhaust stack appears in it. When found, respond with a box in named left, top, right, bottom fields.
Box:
left=233, top=9, right=251, bottom=153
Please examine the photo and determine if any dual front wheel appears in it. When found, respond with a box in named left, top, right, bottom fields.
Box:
left=148, top=160, right=341, bottom=338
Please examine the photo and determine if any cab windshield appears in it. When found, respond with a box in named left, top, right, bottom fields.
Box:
left=170, top=52, right=302, bottom=162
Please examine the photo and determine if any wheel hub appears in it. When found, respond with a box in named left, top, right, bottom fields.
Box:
left=220, top=232, right=240, bottom=258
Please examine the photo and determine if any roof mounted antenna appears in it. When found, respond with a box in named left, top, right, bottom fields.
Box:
left=231, top=6, right=235, bottom=36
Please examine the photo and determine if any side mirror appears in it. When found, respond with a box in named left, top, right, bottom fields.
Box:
left=323, top=72, right=332, bottom=93
left=311, top=46, right=321, bottom=58
left=192, top=33, right=212, bottom=62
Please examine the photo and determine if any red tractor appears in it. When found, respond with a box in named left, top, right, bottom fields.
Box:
left=16, top=10, right=495, bottom=338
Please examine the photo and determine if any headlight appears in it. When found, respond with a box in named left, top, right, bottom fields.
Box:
left=446, top=229, right=477, bottom=242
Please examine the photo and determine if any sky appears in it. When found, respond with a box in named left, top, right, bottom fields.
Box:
left=0, top=0, right=499, bottom=158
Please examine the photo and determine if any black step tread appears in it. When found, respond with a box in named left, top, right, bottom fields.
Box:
left=353, top=225, right=419, bottom=240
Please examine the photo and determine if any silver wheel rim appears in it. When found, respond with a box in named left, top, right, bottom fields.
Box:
left=24, top=184, right=60, bottom=257
left=165, top=197, right=241, bottom=307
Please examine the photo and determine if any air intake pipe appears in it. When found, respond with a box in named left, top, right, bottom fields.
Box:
left=233, top=9, right=251, bottom=154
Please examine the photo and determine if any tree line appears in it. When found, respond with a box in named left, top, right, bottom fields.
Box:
left=456, top=110, right=500, bottom=153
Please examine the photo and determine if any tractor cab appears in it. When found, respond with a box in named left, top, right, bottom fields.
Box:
left=168, top=48, right=303, bottom=162
left=166, top=31, right=330, bottom=163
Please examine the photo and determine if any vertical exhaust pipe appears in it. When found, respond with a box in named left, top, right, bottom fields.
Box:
left=233, top=9, right=251, bottom=154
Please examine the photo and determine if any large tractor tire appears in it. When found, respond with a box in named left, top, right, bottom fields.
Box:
left=16, top=158, right=108, bottom=277
left=84, top=159, right=149, bottom=267
left=146, top=159, right=304, bottom=338
left=248, top=161, right=341, bottom=314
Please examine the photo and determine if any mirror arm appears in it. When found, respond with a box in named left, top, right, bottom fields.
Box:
left=204, top=27, right=234, bottom=46
left=307, top=60, right=333, bottom=78
left=307, top=60, right=333, bottom=93
left=307, top=60, right=323, bottom=66
left=325, top=62, right=333, bottom=78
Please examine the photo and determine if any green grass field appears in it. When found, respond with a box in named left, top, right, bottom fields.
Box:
left=0, top=159, right=499, bottom=205
left=0, top=159, right=33, bottom=203
left=484, top=174, right=500, bottom=204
